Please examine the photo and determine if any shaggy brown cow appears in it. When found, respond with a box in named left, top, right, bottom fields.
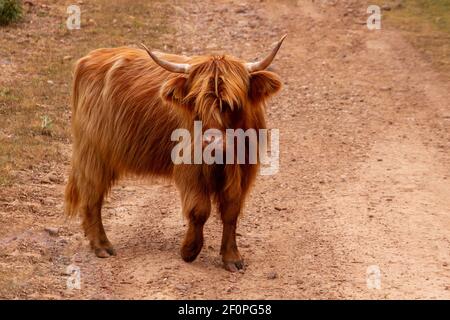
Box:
left=65, top=35, right=285, bottom=271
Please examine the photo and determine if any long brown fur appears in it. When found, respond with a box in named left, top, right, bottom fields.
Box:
left=65, top=46, right=282, bottom=270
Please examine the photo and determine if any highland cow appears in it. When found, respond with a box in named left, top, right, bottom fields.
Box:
left=65, top=35, right=285, bottom=271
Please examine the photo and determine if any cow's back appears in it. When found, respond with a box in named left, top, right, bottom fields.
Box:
left=71, top=47, right=183, bottom=177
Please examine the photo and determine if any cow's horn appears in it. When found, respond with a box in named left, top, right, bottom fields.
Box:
left=245, top=34, right=287, bottom=73
left=140, top=43, right=190, bottom=74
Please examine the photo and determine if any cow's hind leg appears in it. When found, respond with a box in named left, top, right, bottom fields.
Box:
left=75, top=150, right=116, bottom=258
left=179, top=187, right=211, bottom=263
left=219, top=196, right=244, bottom=272
left=81, top=194, right=116, bottom=258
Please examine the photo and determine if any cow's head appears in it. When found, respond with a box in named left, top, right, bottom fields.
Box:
left=141, top=35, right=285, bottom=145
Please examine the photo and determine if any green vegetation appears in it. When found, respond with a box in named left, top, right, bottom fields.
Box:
left=383, top=0, right=450, bottom=32
left=0, top=0, right=22, bottom=26
left=40, top=115, right=53, bottom=136
left=0, top=0, right=173, bottom=186
left=381, top=0, right=450, bottom=74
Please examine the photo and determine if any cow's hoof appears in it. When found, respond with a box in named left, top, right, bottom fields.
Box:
left=224, top=260, right=244, bottom=272
left=94, top=246, right=116, bottom=258
left=181, top=240, right=203, bottom=262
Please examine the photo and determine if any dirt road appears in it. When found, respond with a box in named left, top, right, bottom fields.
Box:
left=1, top=0, right=449, bottom=299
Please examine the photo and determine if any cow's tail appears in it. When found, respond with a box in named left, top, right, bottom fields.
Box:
left=71, top=59, right=83, bottom=116
left=65, top=58, right=85, bottom=218
left=65, top=172, right=80, bottom=218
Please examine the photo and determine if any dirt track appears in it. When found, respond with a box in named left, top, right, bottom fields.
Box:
left=1, top=0, right=450, bottom=299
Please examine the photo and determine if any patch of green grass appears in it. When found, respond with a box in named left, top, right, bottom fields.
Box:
left=0, top=87, right=20, bottom=103
left=0, top=87, right=23, bottom=118
left=0, top=0, right=22, bottom=26
left=383, top=0, right=450, bottom=32
left=40, top=115, right=53, bottom=136
left=380, top=0, right=450, bottom=75
left=0, top=0, right=174, bottom=186
left=409, top=1, right=449, bottom=31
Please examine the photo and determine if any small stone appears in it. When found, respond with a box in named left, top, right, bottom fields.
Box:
left=267, top=271, right=277, bottom=280
left=63, top=55, right=73, bottom=61
left=175, top=284, right=190, bottom=291
left=43, top=172, right=59, bottom=183
left=45, top=227, right=59, bottom=236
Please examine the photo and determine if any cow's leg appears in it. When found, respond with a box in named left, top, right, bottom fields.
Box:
left=179, top=187, right=211, bottom=263
left=75, top=149, right=116, bottom=258
left=81, top=193, right=115, bottom=258
left=219, top=197, right=244, bottom=272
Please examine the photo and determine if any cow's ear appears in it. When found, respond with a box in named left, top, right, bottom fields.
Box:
left=160, top=76, right=188, bottom=105
left=248, top=71, right=282, bottom=103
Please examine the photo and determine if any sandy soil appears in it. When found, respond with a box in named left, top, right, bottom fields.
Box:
left=1, top=0, right=449, bottom=299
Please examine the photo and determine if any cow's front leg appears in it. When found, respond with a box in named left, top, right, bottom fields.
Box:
left=180, top=189, right=211, bottom=263
left=219, top=199, right=243, bottom=272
